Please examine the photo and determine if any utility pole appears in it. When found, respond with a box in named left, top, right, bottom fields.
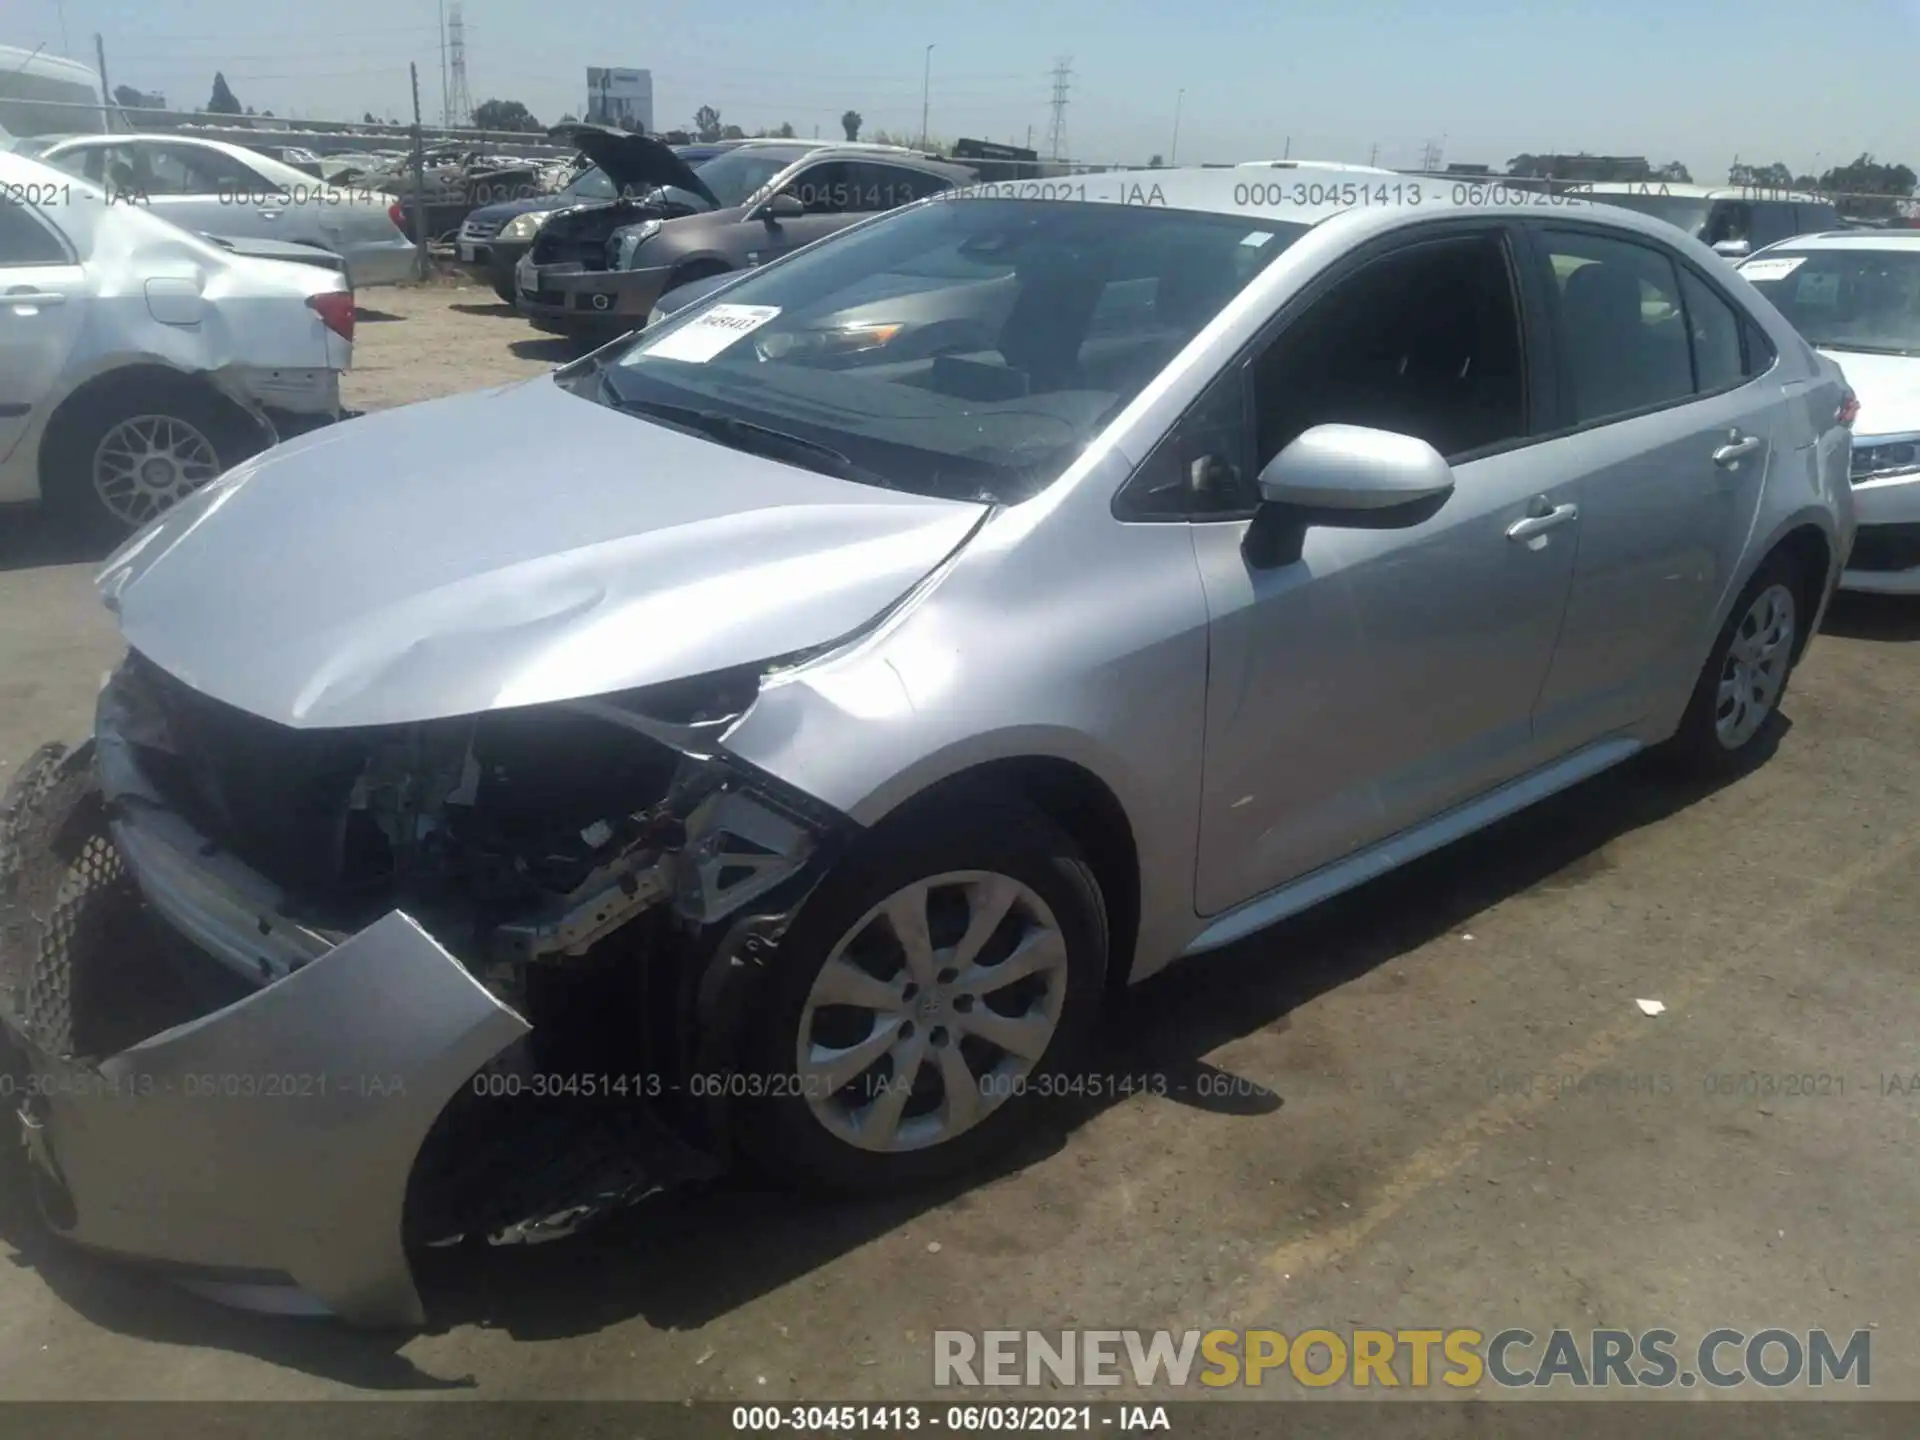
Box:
left=1283, top=135, right=1291, bottom=160
left=93, top=34, right=110, bottom=125
left=55, top=2, right=69, bottom=55
left=919, top=44, right=934, bottom=151
left=409, top=62, right=430, bottom=278
left=1368, top=141, right=1378, bottom=166
left=438, top=0, right=450, bottom=128
left=1169, top=88, right=1184, bottom=164
left=1045, top=56, right=1072, bottom=163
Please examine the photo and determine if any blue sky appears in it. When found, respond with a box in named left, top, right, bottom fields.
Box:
left=13, top=0, right=1916, bottom=180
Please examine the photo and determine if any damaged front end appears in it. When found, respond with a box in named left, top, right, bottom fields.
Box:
left=0, top=653, right=849, bottom=1326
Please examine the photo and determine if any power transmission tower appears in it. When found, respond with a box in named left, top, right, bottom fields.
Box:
left=1045, top=56, right=1073, bottom=162
left=447, top=2, right=473, bottom=127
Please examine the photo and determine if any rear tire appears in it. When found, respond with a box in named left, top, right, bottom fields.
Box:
left=1661, top=552, right=1806, bottom=777
left=41, top=374, right=267, bottom=544
left=735, top=799, right=1108, bottom=1195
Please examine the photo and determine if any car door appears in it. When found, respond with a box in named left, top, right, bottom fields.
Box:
left=0, top=199, right=87, bottom=482
left=1183, top=225, right=1582, bottom=915
left=1523, top=224, right=1780, bottom=750
left=138, top=141, right=282, bottom=242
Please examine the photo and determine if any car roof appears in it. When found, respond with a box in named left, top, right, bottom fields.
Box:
left=1575, top=181, right=1834, bottom=205
left=1747, top=230, right=1920, bottom=253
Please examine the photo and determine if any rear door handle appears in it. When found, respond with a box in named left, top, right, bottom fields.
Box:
left=1713, top=433, right=1763, bottom=468
left=1506, top=502, right=1579, bottom=542
left=3, top=289, right=66, bottom=307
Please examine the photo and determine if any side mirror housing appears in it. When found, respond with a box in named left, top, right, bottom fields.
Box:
left=1256, top=424, right=1456, bottom=516
left=761, top=192, right=805, bottom=221
left=1712, top=238, right=1751, bottom=259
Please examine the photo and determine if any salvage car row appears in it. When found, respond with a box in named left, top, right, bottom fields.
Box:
left=1, top=135, right=1917, bottom=1329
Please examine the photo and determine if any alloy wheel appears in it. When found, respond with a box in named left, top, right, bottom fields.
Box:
left=796, top=870, right=1070, bottom=1153
left=1715, top=582, right=1796, bottom=750
left=91, top=414, right=221, bottom=528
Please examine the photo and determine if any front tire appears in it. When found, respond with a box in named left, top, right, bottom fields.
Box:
left=1663, top=553, right=1805, bottom=776
left=736, top=799, right=1107, bottom=1194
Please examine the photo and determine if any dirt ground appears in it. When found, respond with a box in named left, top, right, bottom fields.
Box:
left=1, top=288, right=1918, bottom=1407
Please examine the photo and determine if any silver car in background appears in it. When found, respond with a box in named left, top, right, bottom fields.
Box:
left=0, top=149, right=353, bottom=539
left=13, top=132, right=416, bottom=288
left=0, top=170, right=1854, bottom=1326
left=1739, top=231, right=1920, bottom=592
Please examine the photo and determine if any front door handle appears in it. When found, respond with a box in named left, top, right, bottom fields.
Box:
left=1506, top=502, right=1579, bottom=542
left=1713, top=432, right=1763, bottom=468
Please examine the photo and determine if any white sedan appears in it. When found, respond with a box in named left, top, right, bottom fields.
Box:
left=13, top=132, right=416, bottom=289
left=0, top=148, right=354, bottom=539
left=1740, top=232, right=1920, bottom=592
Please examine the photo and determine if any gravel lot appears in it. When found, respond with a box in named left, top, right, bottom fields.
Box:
left=1, top=289, right=1918, bottom=1406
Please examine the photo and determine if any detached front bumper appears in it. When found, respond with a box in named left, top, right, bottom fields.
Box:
left=0, top=663, right=843, bottom=1325
left=0, top=742, right=530, bottom=1326
left=515, top=256, right=673, bottom=331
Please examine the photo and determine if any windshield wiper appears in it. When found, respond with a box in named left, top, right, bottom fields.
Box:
left=606, top=394, right=897, bottom=487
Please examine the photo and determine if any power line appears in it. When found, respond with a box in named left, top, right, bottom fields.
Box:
left=1045, top=56, right=1072, bottom=161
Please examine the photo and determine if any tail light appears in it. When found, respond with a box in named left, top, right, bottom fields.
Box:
left=388, top=199, right=407, bottom=233
left=1837, top=388, right=1860, bottom=428
left=307, top=291, right=356, bottom=343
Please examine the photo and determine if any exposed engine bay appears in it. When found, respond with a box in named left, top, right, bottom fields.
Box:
left=0, top=650, right=850, bottom=1319
left=529, top=193, right=710, bottom=272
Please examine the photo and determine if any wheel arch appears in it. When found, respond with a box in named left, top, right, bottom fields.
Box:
left=37, top=361, right=272, bottom=488
left=857, top=754, right=1144, bottom=991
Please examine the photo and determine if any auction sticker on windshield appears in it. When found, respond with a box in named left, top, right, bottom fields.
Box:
left=641, top=304, right=782, bottom=363
left=1739, top=257, right=1807, bottom=283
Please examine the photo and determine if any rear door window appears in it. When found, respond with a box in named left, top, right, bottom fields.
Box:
left=0, top=198, right=71, bottom=265
left=1538, top=229, right=1695, bottom=424
left=1748, top=203, right=1801, bottom=251
left=850, top=163, right=952, bottom=211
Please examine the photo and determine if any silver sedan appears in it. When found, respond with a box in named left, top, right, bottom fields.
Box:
left=0, top=170, right=1855, bottom=1326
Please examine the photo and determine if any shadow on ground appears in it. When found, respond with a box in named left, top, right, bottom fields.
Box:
left=1822, top=591, right=1920, bottom=643
left=0, top=509, right=111, bottom=574
left=508, top=335, right=595, bottom=364
left=450, top=303, right=519, bottom=319
left=354, top=309, right=405, bottom=323
left=0, top=734, right=1763, bottom=1385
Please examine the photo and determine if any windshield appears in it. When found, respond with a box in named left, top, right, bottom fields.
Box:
left=591, top=198, right=1307, bottom=502
left=561, top=165, right=616, bottom=201
left=1585, top=192, right=1716, bottom=237
left=691, top=146, right=816, bottom=208
left=1741, top=248, right=1920, bottom=356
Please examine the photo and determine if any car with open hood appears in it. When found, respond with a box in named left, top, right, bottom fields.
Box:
left=454, top=131, right=745, bottom=302
left=1739, top=231, right=1920, bottom=591
left=0, top=170, right=1853, bottom=1328
left=514, top=138, right=973, bottom=336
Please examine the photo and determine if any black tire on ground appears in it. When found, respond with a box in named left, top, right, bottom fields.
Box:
left=1660, top=550, right=1813, bottom=778
left=491, top=274, right=518, bottom=304
left=40, top=373, right=268, bottom=544
left=734, top=798, right=1108, bottom=1195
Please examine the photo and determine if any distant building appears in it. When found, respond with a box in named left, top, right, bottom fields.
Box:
left=585, top=68, right=653, bottom=133
left=1445, top=162, right=1492, bottom=175
left=1511, top=154, right=1652, bottom=183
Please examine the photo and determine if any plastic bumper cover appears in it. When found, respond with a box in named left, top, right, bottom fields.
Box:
left=0, top=742, right=530, bottom=1327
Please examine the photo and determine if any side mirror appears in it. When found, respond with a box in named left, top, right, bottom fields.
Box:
left=1712, top=238, right=1751, bottom=259
left=1256, top=424, right=1455, bottom=516
left=761, top=192, right=805, bottom=221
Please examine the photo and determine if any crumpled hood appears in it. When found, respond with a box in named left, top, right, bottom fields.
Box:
left=1819, top=349, right=1920, bottom=437
left=98, top=377, right=988, bottom=730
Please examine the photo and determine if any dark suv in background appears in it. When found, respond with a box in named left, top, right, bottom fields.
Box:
left=514, top=137, right=973, bottom=337
left=454, top=134, right=742, bottom=302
